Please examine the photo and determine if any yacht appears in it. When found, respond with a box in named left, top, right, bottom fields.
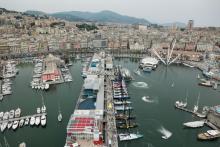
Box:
left=41, top=115, right=46, bottom=126
left=182, top=62, right=194, bottom=68
left=198, top=130, right=220, bottom=140
left=12, top=120, right=19, bottom=130
left=30, top=117, right=35, bottom=126
left=35, top=116, right=40, bottom=126
left=24, top=118, right=29, bottom=126
left=193, top=93, right=200, bottom=113
left=15, top=108, right=21, bottom=118
left=7, top=121, right=13, bottom=129
left=183, top=120, right=205, bottom=128
left=19, top=119, right=24, bottom=127
left=1, top=122, right=8, bottom=132
left=119, top=133, right=143, bottom=141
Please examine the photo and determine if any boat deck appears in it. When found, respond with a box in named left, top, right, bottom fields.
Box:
left=0, top=112, right=47, bottom=123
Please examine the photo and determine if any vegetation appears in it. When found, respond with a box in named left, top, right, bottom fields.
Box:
left=76, top=23, right=98, bottom=31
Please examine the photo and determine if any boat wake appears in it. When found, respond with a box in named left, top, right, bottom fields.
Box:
left=142, top=96, right=158, bottom=104
left=157, top=126, right=172, bottom=139
left=132, top=82, right=149, bottom=88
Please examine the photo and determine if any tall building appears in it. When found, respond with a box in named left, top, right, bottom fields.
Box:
left=187, top=20, right=194, bottom=31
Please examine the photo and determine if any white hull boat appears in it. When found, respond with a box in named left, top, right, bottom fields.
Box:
left=183, top=120, right=205, bottom=128
left=119, top=133, right=143, bottom=141
left=12, top=120, right=19, bottom=130
left=41, top=115, right=46, bottom=126
left=30, top=117, right=35, bottom=126
left=35, top=116, right=40, bottom=126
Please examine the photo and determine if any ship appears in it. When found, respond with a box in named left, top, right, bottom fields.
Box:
left=198, top=130, right=220, bottom=140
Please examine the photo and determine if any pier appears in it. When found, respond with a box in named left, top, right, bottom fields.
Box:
left=104, top=69, right=118, bottom=147
left=0, top=113, right=47, bottom=123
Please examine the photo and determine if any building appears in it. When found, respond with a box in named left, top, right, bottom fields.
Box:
left=187, top=20, right=194, bottom=31
left=41, top=54, right=62, bottom=83
left=207, top=105, right=220, bottom=129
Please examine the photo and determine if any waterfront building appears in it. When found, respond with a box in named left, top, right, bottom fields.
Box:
left=207, top=106, right=220, bottom=128
left=41, top=54, right=62, bottom=83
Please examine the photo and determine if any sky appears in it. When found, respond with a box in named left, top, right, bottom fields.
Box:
left=0, top=0, right=220, bottom=27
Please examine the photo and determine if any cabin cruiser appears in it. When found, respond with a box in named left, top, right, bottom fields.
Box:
left=30, top=117, right=35, bottom=126
left=44, top=83, right=49, bottom=90
left=35, top=116, right=41, bottom=126
left=41, top=115, right=46, bottom=126
left=119, top=133, right=143, bottom=141
left=12, top=120, right=19, bottom=130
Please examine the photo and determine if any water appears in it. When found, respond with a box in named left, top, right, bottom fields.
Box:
left=0, top=57, right=220, bottom=147
left=114, top=57, right=220, bottom=147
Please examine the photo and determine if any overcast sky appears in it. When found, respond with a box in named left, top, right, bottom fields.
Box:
left=0, top=0, right=220, bottom=27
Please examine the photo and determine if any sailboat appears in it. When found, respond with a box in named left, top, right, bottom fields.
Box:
left=41, top=94, right=46, bottom=113
left=197, top=74, right=200, bottom=79
left=171, top=82, right=175, bottom=88
left=175, top=91, right=188, bottom=108
left=193, top=93, right=200, bottom=113
left=58, top=103, right=62, bottom=122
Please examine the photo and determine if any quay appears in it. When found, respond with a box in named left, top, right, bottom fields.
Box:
left=0, top=113, right=47, bottom=123
left=104, top=68, right=118, bottom=147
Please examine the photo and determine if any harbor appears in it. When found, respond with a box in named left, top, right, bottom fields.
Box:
left=0, top=57, right=220, bottom=146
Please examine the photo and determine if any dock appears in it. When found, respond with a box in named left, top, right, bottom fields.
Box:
left=105, top=68, right=118, bottom=147
left=175, top=106, right=206, bottom=118
left=0, top=113, right=47, bottom=123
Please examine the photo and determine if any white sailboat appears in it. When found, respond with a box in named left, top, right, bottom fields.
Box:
left=30, top=117, right=35, bottom=126
left=19, top=119, right=24, bottom=127
left=194, top=93, right=200, bottom=113
left=41, top=115, right=46, bottom=126
left=35, top=116, right=40, bottom=126
left=12, top=120, right=19, bottom=130
left=58, top=103, right=62, bottom=122
left=24, top=118, right=29, bottom=126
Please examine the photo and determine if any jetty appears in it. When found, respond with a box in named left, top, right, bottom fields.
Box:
left=105, top=68, right=118, bottom=147
left=0, top=112, right=47, bottom=123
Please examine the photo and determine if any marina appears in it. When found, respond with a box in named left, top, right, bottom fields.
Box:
left=0, top=57, right=219, bottom=146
